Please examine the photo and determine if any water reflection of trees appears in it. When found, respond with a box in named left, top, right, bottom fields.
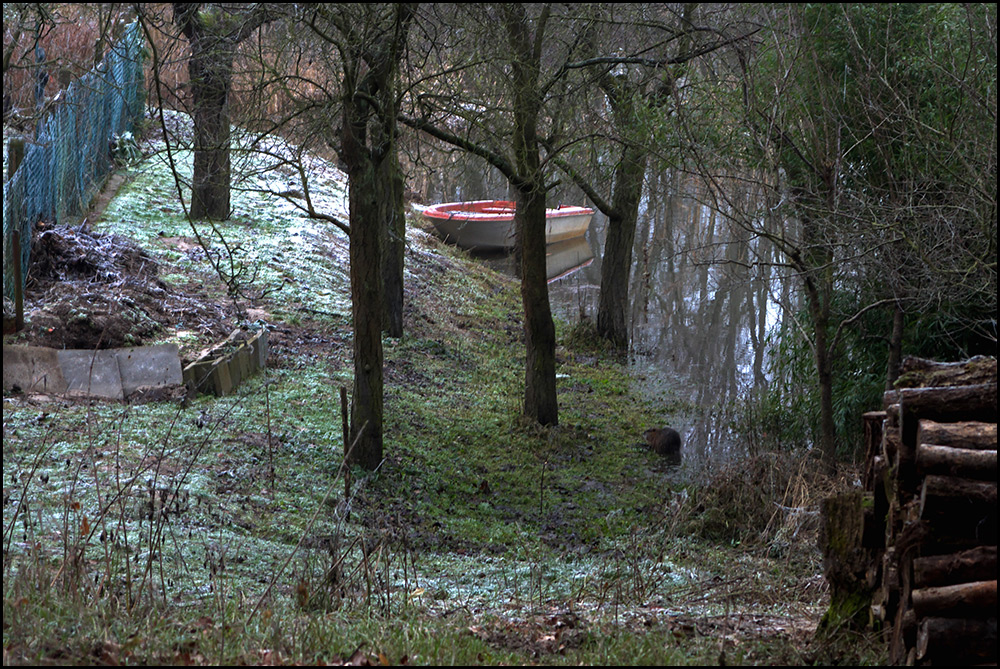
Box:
left=637, top=174, right=759, bottom=461
left=548, top=170, right=791, bottom=466
left=413, top=143, right=793, bottom=466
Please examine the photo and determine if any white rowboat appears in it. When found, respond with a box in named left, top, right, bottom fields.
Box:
left=422, top=200, right=593, bottom=251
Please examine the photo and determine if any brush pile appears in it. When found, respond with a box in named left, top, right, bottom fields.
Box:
left=17, top=224, right=231, bottom=350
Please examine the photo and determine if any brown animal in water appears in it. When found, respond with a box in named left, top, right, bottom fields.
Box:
left=644, top=427, right=682, bottom=465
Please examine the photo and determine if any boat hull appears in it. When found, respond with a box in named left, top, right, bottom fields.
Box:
left=422, top=200, right=593, bottom=251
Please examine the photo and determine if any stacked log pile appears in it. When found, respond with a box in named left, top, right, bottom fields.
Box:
left=865, top=356, right=997, bottom=665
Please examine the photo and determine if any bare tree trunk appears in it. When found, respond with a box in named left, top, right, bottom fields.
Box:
left=518, top=185, right=559, bottom=425
left=886, top=303, right=905, bottom=390
left=381, top=145, right=405, bottom=338
left=506, top=4, right=558, bottom=426
left=597, top=146, right=647, bottom=349
left=801, top=270, right=839, bottom=472
left=343, top=113, right=385, bottom=471
left=173, top=4, right=274, bottom=221
left=330, top=3, right=415, bottom=469
left=800, top=205, right=839, bottom=472
left=181, top=28, right=235, bottom=220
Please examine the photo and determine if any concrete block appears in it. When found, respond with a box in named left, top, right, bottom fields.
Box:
left=117, top=344, right=182, bottom=398
left=246, top=340, right=259, bottom=373
left=5, top=343, right=184, bottom=402
left=2, top=344, right=68, bottom=394
left=229, top=347, right=243, bottom=384
left=58, top=349, right=124, bottom=400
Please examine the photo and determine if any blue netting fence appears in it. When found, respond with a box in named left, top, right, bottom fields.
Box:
left=3, top=21, right=145, bottom=303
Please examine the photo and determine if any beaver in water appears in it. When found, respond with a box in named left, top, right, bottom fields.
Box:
left=643, top=427, right=682, bottom=466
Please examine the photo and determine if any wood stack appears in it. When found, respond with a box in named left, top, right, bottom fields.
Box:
left=865, top=356, right=997, bottom=665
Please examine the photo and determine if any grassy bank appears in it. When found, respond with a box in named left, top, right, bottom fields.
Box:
left=2, top=134, right=881, bottom=664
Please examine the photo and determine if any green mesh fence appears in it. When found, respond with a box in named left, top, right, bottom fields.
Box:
left=3, top=21, right=145, bottom=303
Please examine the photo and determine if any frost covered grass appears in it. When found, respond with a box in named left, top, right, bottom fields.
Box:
left=100, top=116, right=353, bottom=324
left=3, top=121, right=880, bottom=665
